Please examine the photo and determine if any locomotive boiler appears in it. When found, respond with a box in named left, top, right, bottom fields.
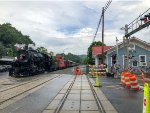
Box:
left=9, top=47, right=52, bottom=77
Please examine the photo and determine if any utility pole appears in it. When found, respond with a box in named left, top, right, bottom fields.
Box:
left=116, top=37, right=119, bottom=66
left=116, top=37, right=119, bottom=77
left=124, top=24, right=129, bottom=70
left=92, top=0, right=112, bottom=65
left=101, top=7, right=104, bottom=64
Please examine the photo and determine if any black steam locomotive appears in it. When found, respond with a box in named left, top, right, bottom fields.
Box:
left=9, top=47, right=53, bottom=77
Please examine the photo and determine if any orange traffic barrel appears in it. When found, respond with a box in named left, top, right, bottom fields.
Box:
left=129, top=74, right=140, bottom=91
left=124, top=72, right=131, bottom=88
left=121, top=72, right=125, bottom=85
left=74, top=67, right=81, bottom=75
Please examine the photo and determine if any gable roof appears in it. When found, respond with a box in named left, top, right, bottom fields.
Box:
left=92, top=46, right=113, bottom=57
left=107, top=37, right=150, bottom=54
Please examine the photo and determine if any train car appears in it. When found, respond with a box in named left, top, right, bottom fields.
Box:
left=55, top=55, right=65, bottom=69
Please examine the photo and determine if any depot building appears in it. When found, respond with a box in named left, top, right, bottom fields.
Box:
left=92, top=37, right=150, bottom=73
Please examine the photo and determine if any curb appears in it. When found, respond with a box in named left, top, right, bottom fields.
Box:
left=89, top=78, right=118, bottom=113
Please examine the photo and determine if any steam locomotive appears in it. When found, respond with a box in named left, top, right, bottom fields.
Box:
left=8, top=45, right=78, bottom=77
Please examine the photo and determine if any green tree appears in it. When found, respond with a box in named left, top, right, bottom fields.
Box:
left=0, top=23, right=34, bottom=45
left=6, top=48, right=13, bottom=57
left=0, top=23, right=35, bottom=57
left=49, top=51, right=54, bottom=56
left=36, top=47, right=48, bottom=54
left=0, top=43, right=6, bottom=57
left=56, top=53, right=82, bottom=63
left=83, top=57, right=89, bottom=64
left=87, top=41, right=105, bottom=64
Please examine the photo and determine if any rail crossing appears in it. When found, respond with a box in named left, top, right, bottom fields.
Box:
left=0, top=66, right=118, bottom=113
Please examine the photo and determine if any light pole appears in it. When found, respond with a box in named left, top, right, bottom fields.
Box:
left=116, top=37, right=119, bottom=77
left=121, top=24, right=129, bottom=71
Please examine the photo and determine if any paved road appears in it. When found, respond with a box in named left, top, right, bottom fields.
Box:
left=96, top=77, right=143, bottom=113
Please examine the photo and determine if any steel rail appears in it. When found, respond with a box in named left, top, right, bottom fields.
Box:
left=86, top=75, right=106, bottom=113
left=0, top=73, right=55, bottom=92
left=0, top=74, right=62, bottom=105
left=54, top=76, right=76, bottom=113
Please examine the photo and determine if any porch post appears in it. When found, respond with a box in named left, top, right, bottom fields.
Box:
left=95, top=56, right=99, bottom=66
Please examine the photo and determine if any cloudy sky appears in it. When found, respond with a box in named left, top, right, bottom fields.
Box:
left=0, top=0, right=149, bottom=55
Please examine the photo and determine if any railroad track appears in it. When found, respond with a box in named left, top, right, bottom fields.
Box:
left=54, top=76, right=77, bottom=113
left=0, top=73, right=54, bottom=92
left=87, top=75, right=106, bottom=113
left=49, top=75, right=106, bottom=113
left=0, top=74, right=62, bottom=106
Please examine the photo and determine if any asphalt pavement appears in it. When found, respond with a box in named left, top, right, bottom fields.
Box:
left=96, top=77, right=143, bottom=113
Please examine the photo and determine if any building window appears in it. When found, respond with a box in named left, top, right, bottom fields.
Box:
left=139, top=55, right=147, bottom=66
left=132, top=60, right=138, bottom=67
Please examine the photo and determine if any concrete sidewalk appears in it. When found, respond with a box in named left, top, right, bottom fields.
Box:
left=43, top=75, right=118, bottom=113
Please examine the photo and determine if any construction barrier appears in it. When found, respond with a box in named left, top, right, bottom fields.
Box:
left=124, top=72, right=131, bottom=88
left=96, top=64, right=107, bottom=75
left=129, top=74, right=140, bottom=91
left=143, top=83, right=150, bottom=113
left=120, top=71, right=141, bottom=91
left=89, top=64, right=107, bottom=75
left=89, top=65, right=95, bottom=77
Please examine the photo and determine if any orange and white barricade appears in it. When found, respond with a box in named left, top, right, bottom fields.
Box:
left=120, top=72, right=125, bottom=85
left=124, top=72, right=131, bottom=88
left=89, top=65, right=94, bottom=74
left=96, top=64, right=107, bottom=75
left=129, top=74, right=140, bottom=91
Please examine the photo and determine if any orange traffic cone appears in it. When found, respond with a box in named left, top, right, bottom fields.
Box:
left=74, top=67, right=81, bottom=76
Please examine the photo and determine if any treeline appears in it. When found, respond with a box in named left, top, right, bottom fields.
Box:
left=0, top=23, right=34, bottom=57
left=58, top=53, right=86, bottom=64
left=0, top=23, right=86, bottom=64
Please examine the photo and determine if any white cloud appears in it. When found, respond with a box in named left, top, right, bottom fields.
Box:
left=0, top=0, right=149, bottom=55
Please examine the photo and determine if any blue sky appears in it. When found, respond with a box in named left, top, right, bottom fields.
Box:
left=0, top=0, right=149, bottom=55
